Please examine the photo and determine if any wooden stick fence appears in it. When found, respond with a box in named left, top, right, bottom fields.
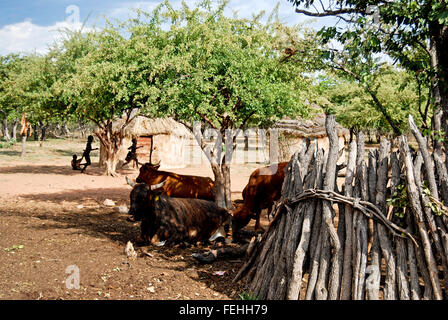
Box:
left=234, top=114, right=448, bottom=300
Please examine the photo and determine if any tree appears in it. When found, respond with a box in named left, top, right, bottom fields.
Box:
left=0, top=54, right=23, bottom=141
left=133, top=1, right=314, bottom=208
left=317, top=66, right=428, bottom=137
left=63, top=24, right=161, bottom=176
left=288, top=0, right=448, bottom=142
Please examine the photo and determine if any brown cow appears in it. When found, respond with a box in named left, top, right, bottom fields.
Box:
left=135, top=163, right=215, bottom=201
left=128, top=181, right=230, bottom=245
left=232, top=162, right=288, bottom=238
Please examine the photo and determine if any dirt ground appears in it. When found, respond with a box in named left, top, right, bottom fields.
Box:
left=0, top=138, right=270, bottom=300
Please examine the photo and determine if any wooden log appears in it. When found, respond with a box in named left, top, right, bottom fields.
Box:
left=266, top=153, right=301, bottom=299
left=409, top=115, right=448, bottom=294
left=287, top=150, right=323, bottom=299
left=304, top=201, right=323, bottom=300
left=314, top=206, right=331, bottom=300
left=305, top=155, right=326, bottom=300
left=352, top=132, right=368, bottom=300
left=367, top=149, right=381, bottom=300
left=398, top=135, right=443, bottom=300
left=375, top=137, right=397, bottom=300
left=390, top=152, right=410, bottom=300
left=269, top=143, right=320, bottom=300
left=322, top=115, right=343, bottom=300
left=299, top=141, right=316, bottom=180
left=340, top=140, right=357, bottom=300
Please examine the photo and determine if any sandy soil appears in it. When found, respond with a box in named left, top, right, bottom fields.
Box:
left=0, top=138, right=269, bottom=300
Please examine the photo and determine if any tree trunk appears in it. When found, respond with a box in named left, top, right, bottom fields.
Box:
left=104, top=151, right=119, bottom=176
left=40, top=123, right=48, bottom=142
left=211, top=163, right=227, bottom=209
left=2, top=118, right=10, bottom=140
left=223, top=163, right=233, bottom=209
left=33, top=125, right=39, bottom=141
left=94, top=123, right=123, bottom=177
left=21, top=134, right=27, bottom=157
left=11, top=119, right=18, bottom=140
left=62, top=123, right=71, bottom=136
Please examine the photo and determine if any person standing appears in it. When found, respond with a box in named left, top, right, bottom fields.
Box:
left=81, top=135, right=98, bottom=173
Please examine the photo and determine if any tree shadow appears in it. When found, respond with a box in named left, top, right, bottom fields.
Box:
left=0, top=150, right=21, bottom=157
left=29, top=208, right=138, bottom=244
left=0, top=164, right=106, bottom=176
left=3, top=187, right=135, bottom=244
left=1, top=184, right=249, bottom=299
left=20, top=187, right=130, bottom=203
left=148, top=244, right=246, bottom=299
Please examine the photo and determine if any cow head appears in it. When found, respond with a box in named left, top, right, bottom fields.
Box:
left=128, top=180, right=166, bottom=221
left=136, top=161, right=161, bottom=183
left=231, top=204, right=252, bottom=236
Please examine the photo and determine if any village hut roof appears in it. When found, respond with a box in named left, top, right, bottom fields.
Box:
left=273, top=113, right=350, bottom=139
left=115, top=116, right=192, bottom=138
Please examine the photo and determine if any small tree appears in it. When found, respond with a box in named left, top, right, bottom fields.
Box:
left=135, top=1, right=314, bottom=208
left=63, top=24, right=161, bottom=176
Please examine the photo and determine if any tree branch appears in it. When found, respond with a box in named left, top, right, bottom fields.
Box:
left=332, top=63, right=402, bottom=135
left=295, top=8, right=360, bottom=17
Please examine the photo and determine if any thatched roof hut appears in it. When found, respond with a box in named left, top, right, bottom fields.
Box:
left=273, top=113, right=349, bottom=163
left=273, top=113, right=350, bottom=139
left=100, top=116, right=193, bottom=169
left=117, top=116, right=192, bottom=139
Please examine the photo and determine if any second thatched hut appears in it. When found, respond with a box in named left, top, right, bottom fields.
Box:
left=99, top=116, right=193, bottom=169
left=273, top=113, right=350, bottom=163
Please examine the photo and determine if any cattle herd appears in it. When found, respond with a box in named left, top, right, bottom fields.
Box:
left=125, top=161, right=288, bottom=255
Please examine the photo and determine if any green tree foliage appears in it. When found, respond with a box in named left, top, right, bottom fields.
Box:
left=129, top=0, right=315, bottom=207
left=61, top=22, right=165, bottom=176
left=288, top=0, right=448, bottom=139
left=0, top=1, right=316, bottom=188
left=318, top=67, right=429, bottom=136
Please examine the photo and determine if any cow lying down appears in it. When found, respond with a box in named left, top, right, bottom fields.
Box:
left=128, top=180, right=231, bottom=246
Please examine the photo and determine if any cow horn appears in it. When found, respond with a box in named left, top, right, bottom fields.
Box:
left=150, top=180, right=166, bottom=190
left=209, top=225, right=227, bottom=242
left=125, top=176, right=136, bottom=187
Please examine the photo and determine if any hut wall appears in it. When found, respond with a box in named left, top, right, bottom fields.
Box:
left=99, top=134, right=189, bottom=169
left=151, top=134, right=188, bottom=169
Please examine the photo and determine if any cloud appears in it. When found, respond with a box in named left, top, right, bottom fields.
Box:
left=0, top=19, right=88, bottom=55
left=0, top=0, right=337, bottom=56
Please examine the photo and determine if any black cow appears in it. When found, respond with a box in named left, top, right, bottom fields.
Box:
left=128, top=181, right=230, bottom=245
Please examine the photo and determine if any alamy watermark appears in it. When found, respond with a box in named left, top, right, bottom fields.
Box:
left=65, top=265, right=80, bottom=289
left=65, top=5, right=80, bottom=25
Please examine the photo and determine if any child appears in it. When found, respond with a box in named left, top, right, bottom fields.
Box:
left=71, top=154, right=82, bottom=170
left=80, top=135, right=98, bottom=173
left=121, top=138, right=142, bottom=169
